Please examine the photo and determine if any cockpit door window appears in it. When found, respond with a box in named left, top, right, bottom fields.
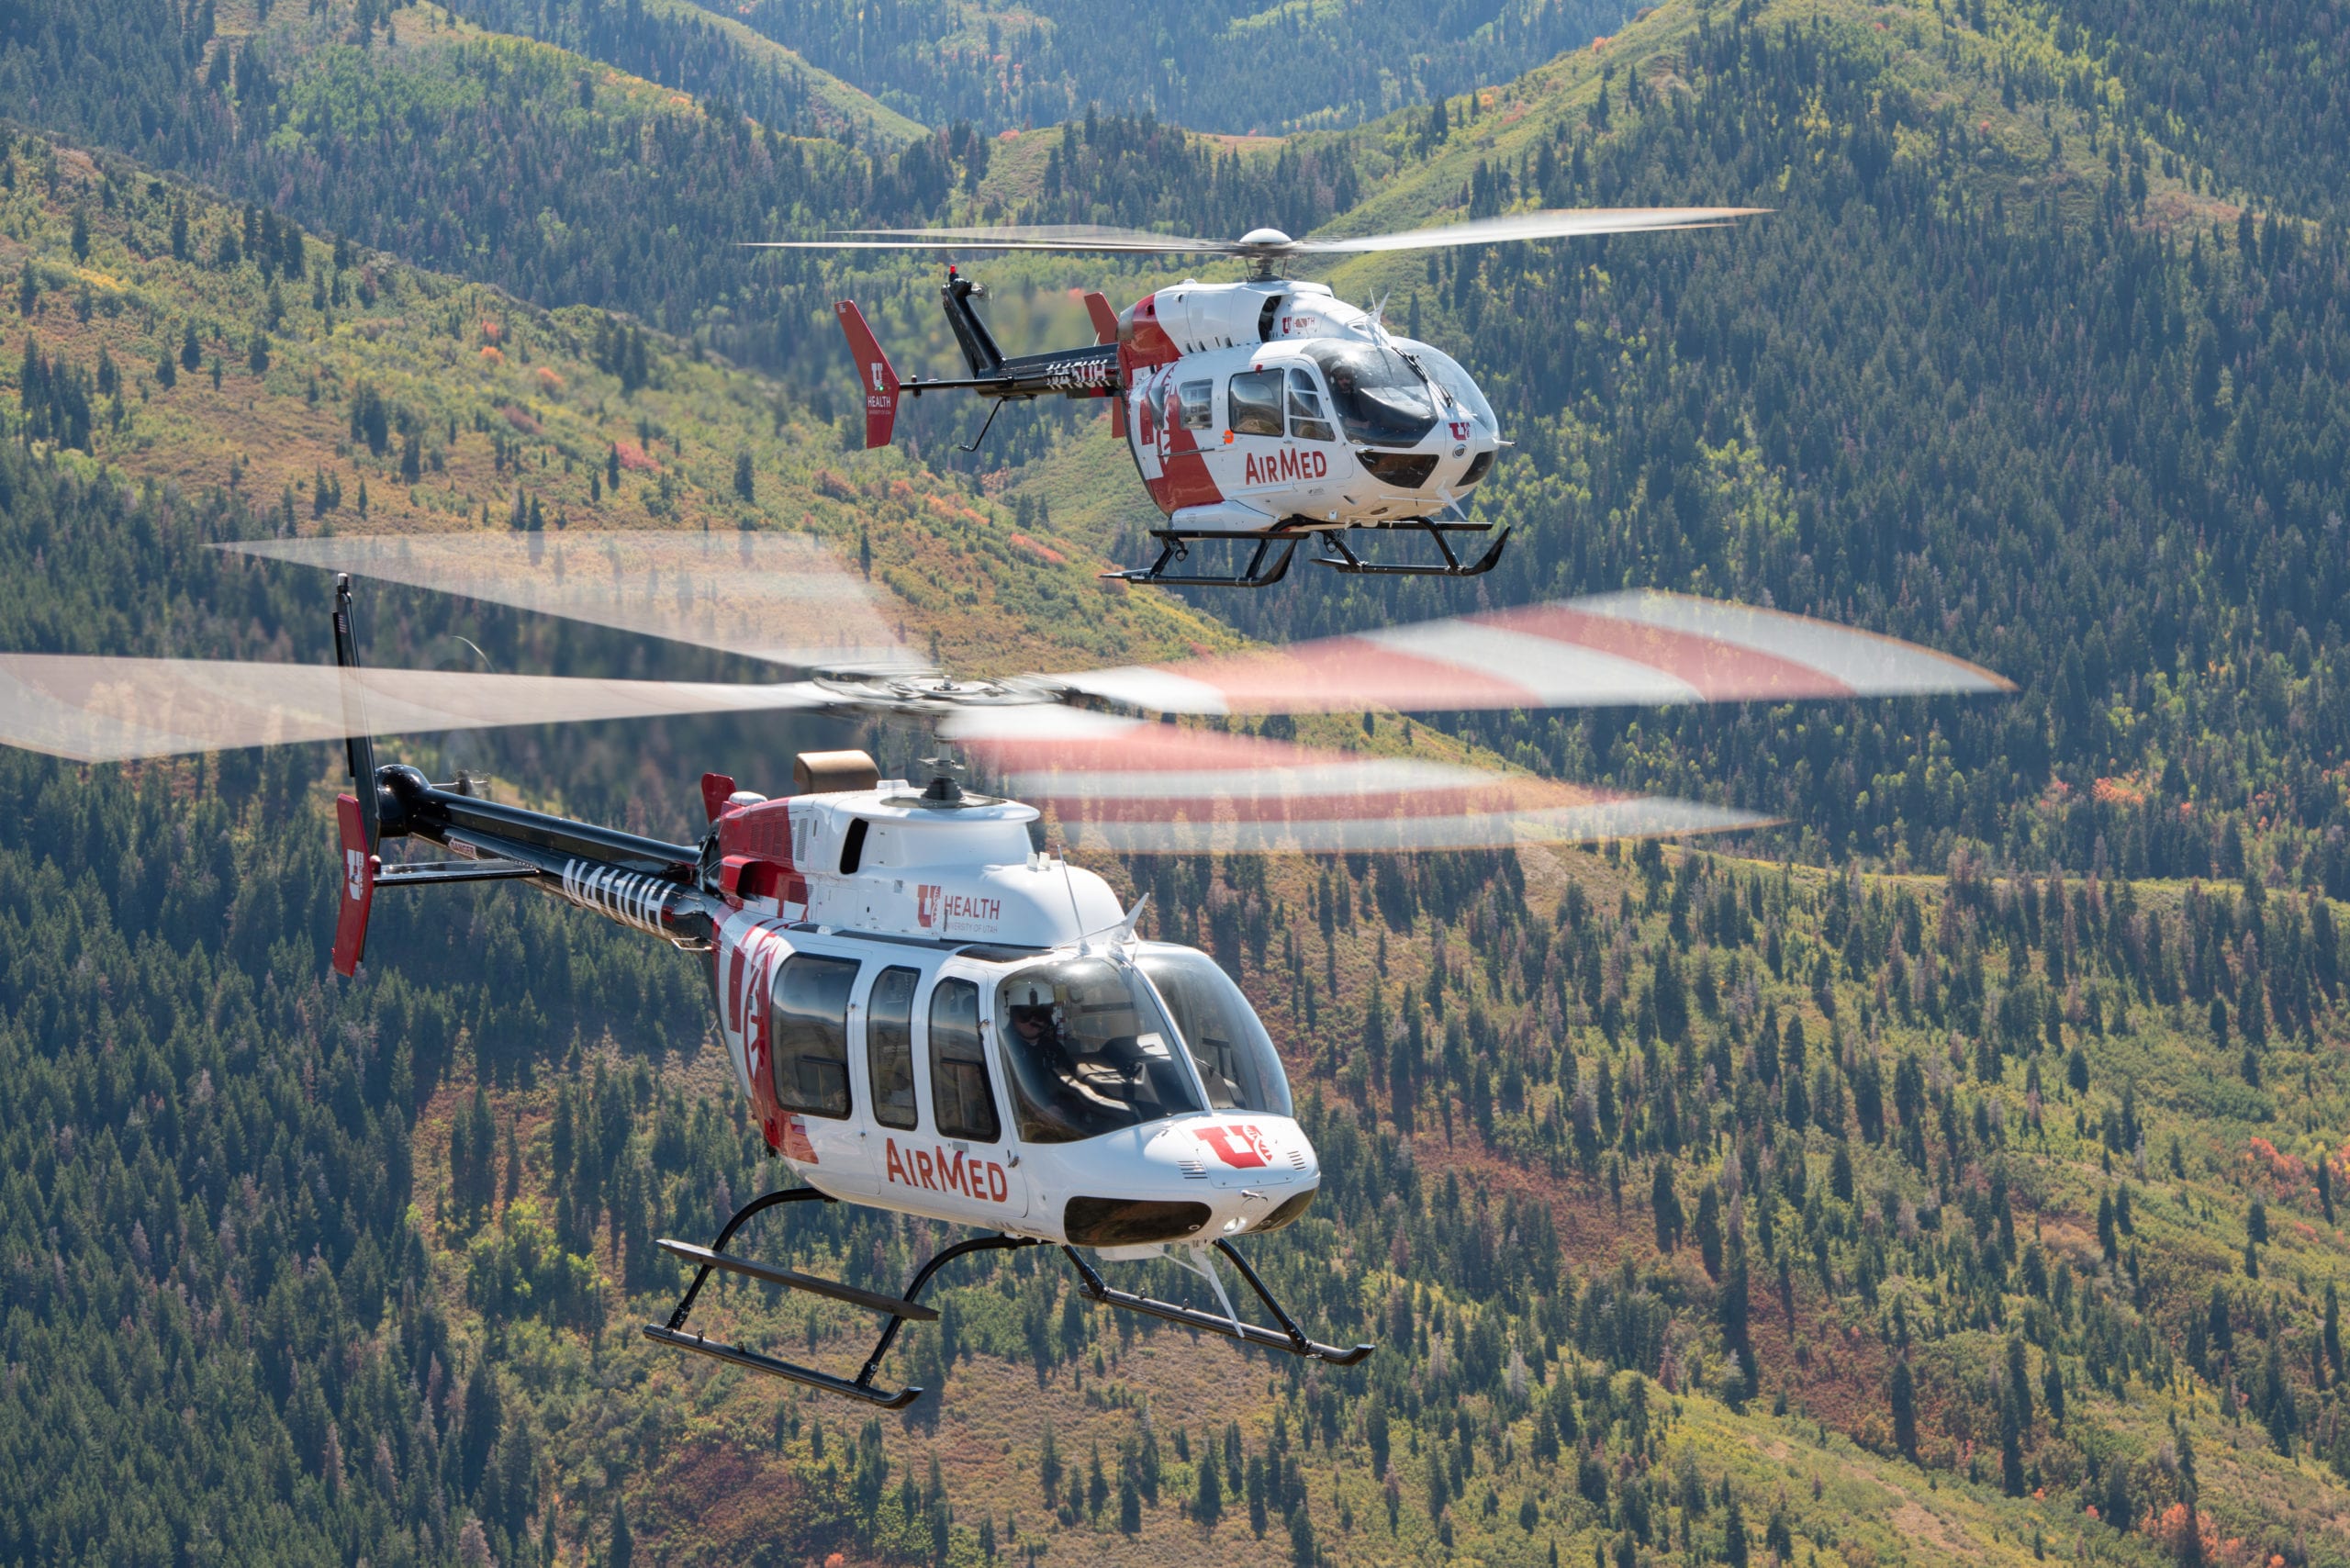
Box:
left=1136, top=946, right=1294, bottom=1115
left=995, top=957, right=1206, bottom=1143
left=1286, top=368, right=1336, bottom=444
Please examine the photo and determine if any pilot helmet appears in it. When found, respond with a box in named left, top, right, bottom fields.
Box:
left=1006, top=977, right=1058, bottom=1029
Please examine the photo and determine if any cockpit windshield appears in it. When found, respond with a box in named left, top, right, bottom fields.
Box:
left=995, top=956, right=1206, bottom=1143
left=1305, top=340, right=1438, bottom=447
left=1409, top=342, right=1496, bottom=429
left=1136, top=946, right=1293, bottom=1116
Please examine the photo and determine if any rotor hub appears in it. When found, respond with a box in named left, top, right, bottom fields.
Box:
left=812, top=671, right=1050, bottom=712
left=1235, top=228, right=1293, bottom=282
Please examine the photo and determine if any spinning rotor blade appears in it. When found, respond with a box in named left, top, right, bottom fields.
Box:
left=945, top=709, right=1766, bottom=855
left=1058, top=590, right=2013, bottom=716
left=0, top=656, right=827, bottom=763
left=223, top=532, right=923, bottom=674
left=750, top=224, right=1228, bottom=254
left=1285, top=207, right=1762, bottom=253
left=751, top=207, right=1760, bottom=259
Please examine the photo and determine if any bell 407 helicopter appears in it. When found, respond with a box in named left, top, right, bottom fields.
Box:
left=767, top=207, right=1757, bottom=587
left=0, top=532, right=2005, bottom=1406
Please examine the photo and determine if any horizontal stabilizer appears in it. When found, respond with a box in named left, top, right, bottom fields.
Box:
left=374, top=859, right=537, bottom=887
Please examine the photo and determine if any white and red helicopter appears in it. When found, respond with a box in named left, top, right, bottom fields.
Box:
left=769, top=207, right=1758, bottom=586
left=0, top=532, right=2006, bottom=1406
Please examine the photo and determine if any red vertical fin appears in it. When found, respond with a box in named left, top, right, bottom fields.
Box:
left=332, top=792, right=378, bottom=978
left=834, top=300, right=901, bottom=449
left=1083, top=291, right=1120, bottom=344
left=701, top=771, right=737, bottom=823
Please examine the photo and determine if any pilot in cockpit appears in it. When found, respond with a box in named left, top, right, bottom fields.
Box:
left=1007, top=979, right=1141, bottom=1113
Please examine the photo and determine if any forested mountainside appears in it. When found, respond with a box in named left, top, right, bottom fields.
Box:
left=1177, top=0, right=2350, bottom=893
left=0, top=126, right=1242, bottom=675
left=2038, top=0, right=2350, bottom=227
left=1, top=0, right=2349, bottom=1562
left=8, top=474, right=2350, bottom=1568
left=3, top=0, right=2345, bottom=892
left=696, top=0, right=1630, bottom=136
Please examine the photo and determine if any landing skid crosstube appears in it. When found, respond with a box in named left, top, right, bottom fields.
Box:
left=643, top=1187, right=1373, bottom=1406
left=1104, top=518, right=1508, bottom=588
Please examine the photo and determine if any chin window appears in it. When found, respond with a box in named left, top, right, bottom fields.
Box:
left=1459, top=449, right=1494, bottom=487
left=1250, top=1187, right=1316, bottom=1233
left=1063, top=1196, right=1213, bottom=1247
left=1354, top=450, right=1438, bottom=488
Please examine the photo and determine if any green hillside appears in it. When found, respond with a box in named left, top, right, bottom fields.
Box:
left=6, top=476, right=2349, bottom=1565
left=0, top=129, right=1229, bottom=675
left=701, top=0, right=1635, bottom=137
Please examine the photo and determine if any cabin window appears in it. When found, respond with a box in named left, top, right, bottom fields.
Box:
left=927, top=978, right=1001, bottom=1142
left=1226, top=369, right=1283, bottom=437
left=1286, top=368, right=1336, bottom=444
left=774, top=952, right=858, bottom=1118
left=1177, top=379, right=1214, bottom=431
left=867, top=965, right=920, bottom=1130
left=995, top=957, right=1205, bottom=1143
left=1136, top=945, right=1294, bottom=1116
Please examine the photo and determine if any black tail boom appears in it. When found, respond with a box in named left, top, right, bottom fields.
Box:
left=364, top=764, right=719, bottom=951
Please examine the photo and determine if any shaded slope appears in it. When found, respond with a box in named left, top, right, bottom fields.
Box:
left=713, top=0, right=1632, bottom=136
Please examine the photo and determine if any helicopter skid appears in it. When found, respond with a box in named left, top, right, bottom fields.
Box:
left=1102, top=526, right=1303, bottom=589
left=643, top=1324, right=924, bottom=1409
left=1314, top=519, right=1510, bottom=578
left=1105, top=517, right=1506, bottom=588
left=644, top=1186, right=1046, bottom=1407
left=1061, top=1241, right=1375, bottom=1367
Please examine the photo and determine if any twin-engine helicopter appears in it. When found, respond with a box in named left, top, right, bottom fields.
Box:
left=767, top=207, right=1758, bottom=587
left=0, top=532, right=2007, bottom=1406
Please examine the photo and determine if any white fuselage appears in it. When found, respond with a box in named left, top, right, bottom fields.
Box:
left=704, top=783, right=1318, bottom=1249
left=1119, top=279, right=1503, bottom=532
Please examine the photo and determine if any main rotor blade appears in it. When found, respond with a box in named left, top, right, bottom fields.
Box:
left=747, top=224, right=1225, bottom=254
left=1056, top=590, right=2012, bottom=716
left=1294, top=207, right=1763, bottom=253
left=0, top=656, right=828, bottom=762
left=945, top=709, right=1767, bottom=855
left=747, top=208, right=1759, bottom=257
left=223, top=532, right=925, bottom=675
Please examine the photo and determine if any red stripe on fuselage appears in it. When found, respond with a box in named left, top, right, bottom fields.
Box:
left=1158, top=396, right=1225, bottom=512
